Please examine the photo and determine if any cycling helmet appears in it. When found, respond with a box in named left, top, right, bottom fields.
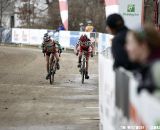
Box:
left=43, top=33, right=50, bottom=42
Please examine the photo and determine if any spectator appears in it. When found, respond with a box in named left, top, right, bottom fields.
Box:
left=126, top=24, right=160, bottom=93
left=85, top=20, right=96, bottom=32
left=79, top=23, right=85, bottom=31
left=57, top=23, right=65, bottom=31
left=106, top=13, right=139, bottom=71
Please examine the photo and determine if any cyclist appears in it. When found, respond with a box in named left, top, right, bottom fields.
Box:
left=42, top=32, right=62, bottom=80
left=85, top=20, right=96, bottom=32
left=75, top=34, right=94, bottom=79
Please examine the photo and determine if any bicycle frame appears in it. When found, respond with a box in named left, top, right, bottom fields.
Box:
left=49, top=53, right=57, bottom=84
left=80, top=51, right=88, bottom=84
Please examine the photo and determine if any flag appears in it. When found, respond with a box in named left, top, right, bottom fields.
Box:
left=105, top=0, right=119, bottom=17
left=105, top=0, right=118, bottom=6
left=59, top=0, right=68, bottom=30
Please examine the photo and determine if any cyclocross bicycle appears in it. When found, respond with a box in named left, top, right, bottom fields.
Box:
left=49, top=54, right=58, bottom=84
left=80, top=51, right=88, bottom=84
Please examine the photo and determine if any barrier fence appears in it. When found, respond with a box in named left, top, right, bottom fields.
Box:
left=0, top=28, right=12, bottom=43
left=1, top=28, right=98, bottom=50
left=98, top=34, right=160, bottom=130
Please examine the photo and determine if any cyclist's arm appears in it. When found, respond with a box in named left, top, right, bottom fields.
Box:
left=41, top=42, right=46, bottom=53
left=76, top=41, right=80, bottom=49
left=54, top=40, right=62, bottom=50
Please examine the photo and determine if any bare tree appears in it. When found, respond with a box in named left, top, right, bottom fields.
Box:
left=16, top=0, right=49, bottom=28
left=0, top=0, right=13, bottom=27
left=14, top=0, right=106, bottom=31
left=68, top=0, right=106, bottom=32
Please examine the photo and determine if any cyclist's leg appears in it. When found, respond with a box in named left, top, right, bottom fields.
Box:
left=78, top=47, right=82, bottom=68
left=50, top=53, right=54, bottom=68
left=85, top=52, right=90, bottom=79
left=75, top=44, right=80, bottom=56
left=54, top=52, right=60, bottom=70
left=46, top=52, right=51, bottom=79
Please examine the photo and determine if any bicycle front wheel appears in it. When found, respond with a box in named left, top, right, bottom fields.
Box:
left=81, top=58, right=85, bottom=84
left=50, top=70, right=54, bottom=85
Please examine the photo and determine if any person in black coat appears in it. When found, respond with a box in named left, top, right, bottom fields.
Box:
left=106, top=14, right=139, bottom=71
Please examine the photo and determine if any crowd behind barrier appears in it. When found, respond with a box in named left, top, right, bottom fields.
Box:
left=98, top=33, right=160, bottom=130
left=1, top=28, right=160, bottom=130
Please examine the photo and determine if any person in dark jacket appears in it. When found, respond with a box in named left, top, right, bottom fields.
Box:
left=126, top=25, right=160, bottom=94
left=106, top=13, right=139, bottom=71
left=57, top=23, right=65, bottom=31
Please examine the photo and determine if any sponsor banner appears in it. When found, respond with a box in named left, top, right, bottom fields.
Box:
left=11, top=29, right=97, bottom=47
left=12, top=28, right=47, bottom=44
left=29, top=29, right=47, bottom=45
left=105, top=0, right=143, bottom=29
left=119, top=0, right=143, bottom=28
left=59, top=31, right=97, bottom=48
left=12, top=28, right=30, bottom=44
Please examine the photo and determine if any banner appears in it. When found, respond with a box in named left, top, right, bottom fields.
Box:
left=59, top=31, right=97, bottom=48
left=12, top=28, right=47, bottom=44
left=29, top=29, right=47, bottom=45
left=12, top=28, right=30, bottom=44
left=59, top=0, right=68, bottom=30
left=105, top=0, right=119, bottom=17
left=119, top=0, right=143, bottom=28
left=105, top=0, right=143, bottom=29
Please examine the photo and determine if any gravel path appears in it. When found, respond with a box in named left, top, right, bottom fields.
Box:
left=0, top=46, right=99, bottom=130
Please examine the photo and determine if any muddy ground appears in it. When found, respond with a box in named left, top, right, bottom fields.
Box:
left=0, top=46, right=99, bottom=130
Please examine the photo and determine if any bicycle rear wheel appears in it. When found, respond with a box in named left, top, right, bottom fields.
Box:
left=81, top=58, right=85, bottom=84
left=50, top=70, right=54, bottom=84
left=49, top=61, right=55, bottom=85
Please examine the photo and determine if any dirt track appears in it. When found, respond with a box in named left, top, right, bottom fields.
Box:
left=0, top=46, right=99, bottom=130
